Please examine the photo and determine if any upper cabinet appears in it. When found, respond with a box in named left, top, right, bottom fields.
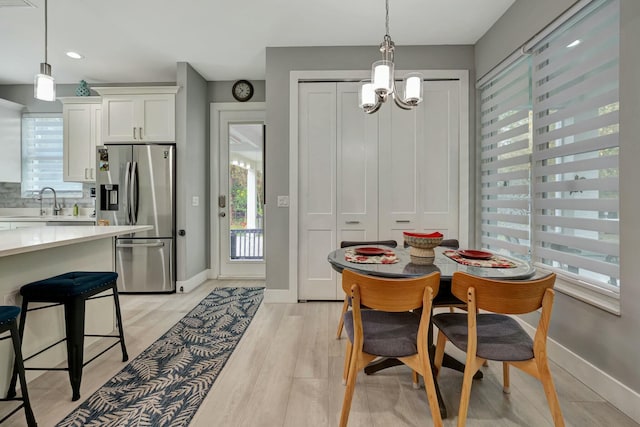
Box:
left=60, top=96, right=101, bottom=182
left=0, top=98, right=24, bottom=183
left=93, top=86, right=179, bottom=143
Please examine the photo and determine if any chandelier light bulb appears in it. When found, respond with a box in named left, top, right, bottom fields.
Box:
left=404, top=73, right=423, bottom=103
left=372, top=60, right=393, bottom=94
left=359, top=81, right=376, bottom=108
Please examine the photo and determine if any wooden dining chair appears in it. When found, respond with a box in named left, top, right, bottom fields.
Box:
left=335, top=240, right=398, bottom=339
left=340, top=269, right=443, bottom=427
left=432, top=272, right=564, bottom=427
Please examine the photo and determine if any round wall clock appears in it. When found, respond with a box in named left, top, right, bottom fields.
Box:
left=232, top=80, right=254, bottom=102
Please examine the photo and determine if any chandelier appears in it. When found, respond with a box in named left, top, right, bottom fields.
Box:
left=359, top=0, right=423, bottom=114
left=34, top=0, right=55, bottom=101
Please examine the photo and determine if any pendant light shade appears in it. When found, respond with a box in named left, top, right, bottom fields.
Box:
left=34, top=0, right=55, bottom=102
left=35, top=63, right=55, bottom=101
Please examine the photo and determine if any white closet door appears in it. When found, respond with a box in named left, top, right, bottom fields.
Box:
left=298, top=83, right=338, bottom=300
left=336, top=82, right=379, bottom=244
left=379, top=80, right=460, bottom=244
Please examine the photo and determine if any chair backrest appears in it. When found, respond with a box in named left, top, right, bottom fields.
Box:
left=450, top=271, right=556, bottom=315
left=341, top=269, right=440, bottom=312
left=340, top=240, right=398, bottom=248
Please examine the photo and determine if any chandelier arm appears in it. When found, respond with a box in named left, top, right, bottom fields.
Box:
left=392, top=93, right=414, bottom=110
left=364, top=100, right=383, bottom=114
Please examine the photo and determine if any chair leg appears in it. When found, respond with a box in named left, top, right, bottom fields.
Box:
left=502, top=362, right=510, bottom=394
left=7, top=299, right=29, bottom=399
left=111, top=285, right=129, bottom=362
left=9, top=321, right=37, bottom=427
left=336, top=297, right=348, bottom=339
left=537, top=358, right=565, bottom=427
left=342, top=341, right=353, bottom=385
left=420, top=352, right=443, bottom=427
left=64, top=298, right=86, bottom=401
left=339, top=346, right=360, bottom=427
left=433, top=331, right=447, bottom=377
left=456, top=356, right=483, bottom=427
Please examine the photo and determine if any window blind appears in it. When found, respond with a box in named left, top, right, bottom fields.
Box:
left=479, top=57, right=532, bottom=260
left=21, top=114, right=82, bottom=197
left=531, top=0, right=620, bottom=290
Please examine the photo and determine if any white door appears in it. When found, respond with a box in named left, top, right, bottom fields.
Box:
left=298, top=83, right=338, bottom=299
left=378, top=80, right=460, bottom=243
left=217, top=108, right=266, bottom=278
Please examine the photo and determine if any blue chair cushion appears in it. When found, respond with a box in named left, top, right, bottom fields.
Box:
left=344, top=310, right=421, bottom=357
left=20, top=271, right=118, bottom=301
left=0, top=306, right=20, bottom=326
left=433, top=313, right=534, bottom=362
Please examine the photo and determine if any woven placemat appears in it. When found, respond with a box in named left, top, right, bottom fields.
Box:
left=344, top=248, right=399, bottom=264
left=444, top=250, right=517, bottom=268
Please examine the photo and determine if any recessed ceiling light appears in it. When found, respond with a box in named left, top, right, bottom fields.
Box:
left=566, top=40, right=581, bottom=48
left=66, top=51, right=84, bottom=59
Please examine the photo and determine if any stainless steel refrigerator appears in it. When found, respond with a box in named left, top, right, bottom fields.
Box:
left=96, top=144, right=175, bottom=293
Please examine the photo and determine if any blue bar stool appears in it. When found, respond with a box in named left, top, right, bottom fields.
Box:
left=8, top=271, right=128, bottom=401
left=0, top=305, right=37, bottom=426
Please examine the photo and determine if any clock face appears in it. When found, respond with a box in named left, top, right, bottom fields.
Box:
left=232, top=80, right=253, bottom=102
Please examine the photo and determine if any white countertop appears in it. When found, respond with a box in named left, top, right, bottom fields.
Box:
left=0, top=225, right=153, bottom=257
left=0, top=215, right=96, bottom=222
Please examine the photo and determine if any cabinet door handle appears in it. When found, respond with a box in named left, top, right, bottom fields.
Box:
left=133, top=127, right=137, bottom=139
left=139, top=127, right=143, bottom=140
left=84, top=168, right=89, bottom=179
left=90, top=168, right=94, bottom=180
left=345, top=220, right=360, bottom=224
left=395, top=220, right=411, bottom=223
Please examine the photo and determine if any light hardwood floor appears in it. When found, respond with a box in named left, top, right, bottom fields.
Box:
left=1, top=280, right=638, bottom=427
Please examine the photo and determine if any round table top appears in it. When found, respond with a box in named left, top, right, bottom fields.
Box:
left=327, top=246, right=536, bottom=280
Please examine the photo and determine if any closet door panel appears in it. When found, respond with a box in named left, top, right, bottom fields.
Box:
left=379, top=103, right=420, bottom=241
left=418, top=81, right=460, bottom=237
left=337, top=82, right=379, bottom=245
left=298, top=83, right=338, bottom=300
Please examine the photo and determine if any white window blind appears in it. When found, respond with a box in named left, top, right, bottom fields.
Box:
left=21, top=114, right=82, bottom=198
left=479, top=57, right=532, bottom=260
left=531, top=0, right=620, bottom=291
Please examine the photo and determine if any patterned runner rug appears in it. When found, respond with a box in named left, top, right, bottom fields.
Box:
left=56, top=287, right=264, bottom=427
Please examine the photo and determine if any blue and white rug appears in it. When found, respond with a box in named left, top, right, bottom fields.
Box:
left=56, top=287, right=264, bottom=427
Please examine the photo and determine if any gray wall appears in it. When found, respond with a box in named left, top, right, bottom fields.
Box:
left=175, top=62, right=209, bottom=282
left=264, top=45, right=475, bottom=291
left=476, top=0, right=640, bottom=395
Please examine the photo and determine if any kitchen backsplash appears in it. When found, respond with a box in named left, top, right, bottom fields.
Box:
left=0, top=182, right=95, bottom=208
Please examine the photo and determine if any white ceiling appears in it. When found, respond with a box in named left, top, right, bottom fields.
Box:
left=0, top=0, right=515, bottom=85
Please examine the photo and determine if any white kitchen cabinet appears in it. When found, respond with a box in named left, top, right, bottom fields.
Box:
left=297, top=81, right=461, bottom=300
left=0, top=98, right=24, bottom=183
left=9, top=222, right=46, bottom=229
left=60, top=97, right=101, bottom=182
left=94, top=87, right=179, bottom=142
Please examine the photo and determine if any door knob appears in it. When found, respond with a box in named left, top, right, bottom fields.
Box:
left=219, top=212, right=226, bottom=217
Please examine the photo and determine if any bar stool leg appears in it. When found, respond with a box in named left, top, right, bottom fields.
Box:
left=112, top=284, right=129, bottom=362
left=8, top=319, right=37, bottom=427
left=7, top=299, right=29, bottom=399
left=64, top=298, right=86, bottom=401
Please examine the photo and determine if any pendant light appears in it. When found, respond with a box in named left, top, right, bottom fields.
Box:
left=359, top=0, right=423, bottom=114
left=34, top=0, right=55, bottom=101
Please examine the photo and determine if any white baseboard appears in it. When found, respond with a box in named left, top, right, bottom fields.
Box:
left=176, top=269, right=210, bottom=293
left=515, top=317, right=640, bottom=423
left=264, top=287, right=297, bottom=303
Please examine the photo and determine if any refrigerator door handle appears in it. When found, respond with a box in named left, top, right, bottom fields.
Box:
left=124, top=161, right=132, bottom=224
left=131, top=161, right=139, bottom=224
left=116, top=242, right=165, bottom=248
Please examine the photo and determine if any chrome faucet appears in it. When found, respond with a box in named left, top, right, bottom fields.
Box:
left=39, top=187, right=61, bottom=216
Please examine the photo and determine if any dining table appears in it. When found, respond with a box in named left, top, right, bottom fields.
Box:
left=327, top=244, right=536, bottom=418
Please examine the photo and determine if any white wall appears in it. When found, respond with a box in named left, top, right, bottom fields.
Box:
left=476, top=0, right=640, bottom=402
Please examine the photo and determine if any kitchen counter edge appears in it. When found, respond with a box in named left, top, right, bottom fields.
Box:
left=0, top=225, right=153, bottom=258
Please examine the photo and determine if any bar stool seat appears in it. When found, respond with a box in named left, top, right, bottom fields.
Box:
left=0, top=306, right=37, bottom=426
left=9, top=271, right=128, bottom=402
